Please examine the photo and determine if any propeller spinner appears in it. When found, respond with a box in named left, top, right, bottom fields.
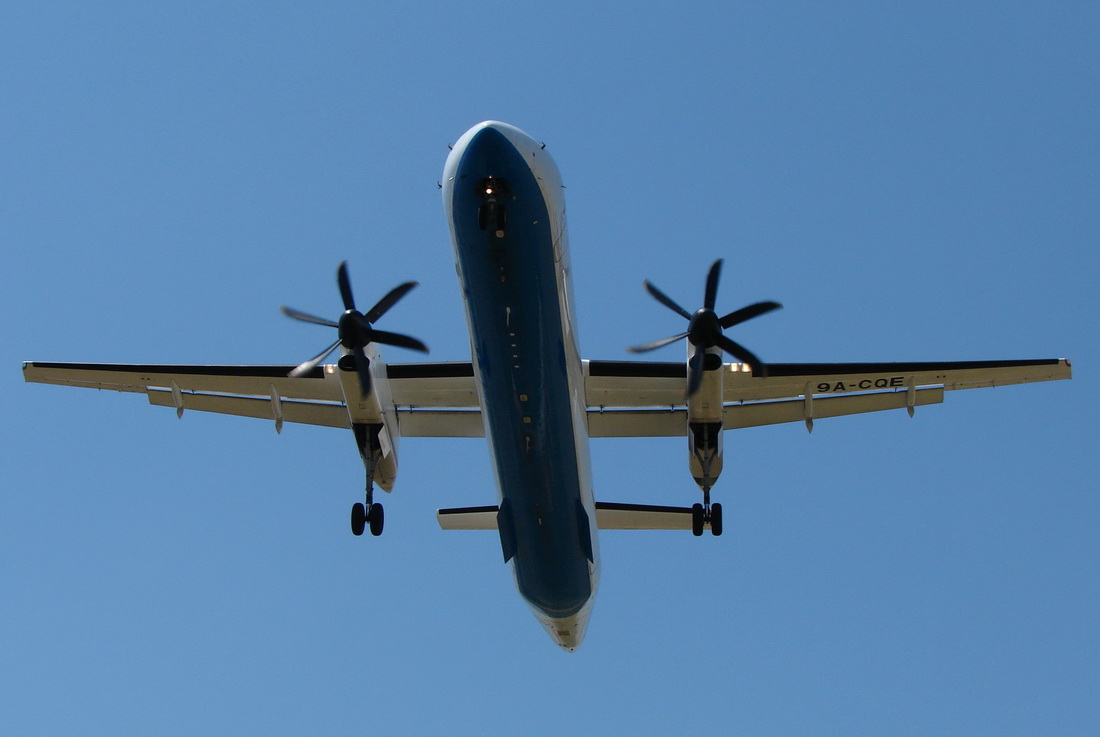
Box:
left=628, top=259, right=781, bottom=395
left=281, top=261, right=428, bottom=397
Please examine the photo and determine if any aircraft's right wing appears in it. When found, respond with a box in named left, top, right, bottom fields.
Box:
left=22, top=360, right=485, bottom=437
left=584, top=358, right=1072, bottom=437
left=22, top=361, right=349, bottom=429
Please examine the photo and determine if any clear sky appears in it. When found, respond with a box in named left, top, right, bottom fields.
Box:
left=3, top=2, right=1096, bottom=735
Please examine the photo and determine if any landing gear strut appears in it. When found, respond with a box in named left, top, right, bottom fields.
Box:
left=351, top=422, right=385, bottom=537
left=691, top=489, right=723, bottom=537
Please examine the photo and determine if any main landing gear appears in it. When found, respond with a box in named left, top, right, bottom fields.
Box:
left=350, top=423, right=384, bottom=537
left=351, top=498, right=384, bottom=537
left=691, top=490, right=723, bottom=537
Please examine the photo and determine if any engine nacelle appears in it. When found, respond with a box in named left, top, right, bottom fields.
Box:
left=336, top=353, right=400, bottom=492
left=686, top=345, right=725, bottom=491
left=688, top=420, right=724, bottom=491
left=351, top=421, right=399, bottom=492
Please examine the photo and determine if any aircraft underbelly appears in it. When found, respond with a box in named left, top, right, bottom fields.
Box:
left=448, top=126, right=594, bottom=619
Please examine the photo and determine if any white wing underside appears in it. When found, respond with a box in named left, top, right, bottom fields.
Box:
left=22, top=358, right=1071, bottom=437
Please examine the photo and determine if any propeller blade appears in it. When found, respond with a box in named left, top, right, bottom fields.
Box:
left=337, top=261, right=356, bottom=312
left=371, top=329, right=429, bottom=353
left=289, top=338, right=342, bottom=377
left=716, top=334, right=764, bottom=370
left=719, top=301, right=783, bottom=329
left=627, top=331, right=689, bottom=354
left=687, top=344, right=706, bottom=396
left=633, top=260, right=781, bottom=383
left=280, top=305, right=339, bottom=328
left=643, top=280, right=693, bottom=321
left=285, top=261, right=428, bottom=394
left=704, top=259, right=722, bottom=311
left=364, top=281, right=418, bottom=324
left=352, top=344, right=372, bottom=397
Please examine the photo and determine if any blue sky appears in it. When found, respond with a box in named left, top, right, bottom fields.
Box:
left=2, top=2, right=1096, bottom=735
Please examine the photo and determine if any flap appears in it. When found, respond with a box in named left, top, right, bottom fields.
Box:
left=397, top=409, right=485, bottom=437
left=587, top=387, right=944, bottom=437
left=147, top=390, right=349, bottom=429
left=724, top=386, right=943, bottom=429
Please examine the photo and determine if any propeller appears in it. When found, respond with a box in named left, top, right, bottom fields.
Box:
left=628, top=259, right=781, bottom=395
left=281, top=261, right=428, bottom=397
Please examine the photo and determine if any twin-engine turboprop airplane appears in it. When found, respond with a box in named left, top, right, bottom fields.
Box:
left=23, top=121, right=1072, bottom=651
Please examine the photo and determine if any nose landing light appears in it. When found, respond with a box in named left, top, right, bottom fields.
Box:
left=479, top=176, right=508, bottom=196
left=478, top=177, right=509, bottom=237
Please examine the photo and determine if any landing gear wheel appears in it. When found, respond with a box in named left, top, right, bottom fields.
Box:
left=710, top=502, right=723, bottom=537
left=368, top=502, right=385, bottom=536
left=691, top=503, right=705, bottom=537
left=351, top=502, right=367, bottom=536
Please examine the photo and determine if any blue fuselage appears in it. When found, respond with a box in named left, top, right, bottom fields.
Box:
left=443, top=122, right=598, bottom=650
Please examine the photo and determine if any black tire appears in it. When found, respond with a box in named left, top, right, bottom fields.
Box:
left=351, top=502, right=367, bottom=536
left=691, top=503, right=705, bottom=537
left=710, top=503, right=723, bottom=537
left=369, top=502, right=385, bottom=537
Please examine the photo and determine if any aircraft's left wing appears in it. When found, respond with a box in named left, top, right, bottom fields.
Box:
left=584, top=358, right=1071, bottom=437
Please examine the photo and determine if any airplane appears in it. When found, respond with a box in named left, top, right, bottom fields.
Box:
left=23, top=121, right=1072, bottom=651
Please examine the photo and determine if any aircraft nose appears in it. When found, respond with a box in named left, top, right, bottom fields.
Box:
left=461, top=122, right=517, bottom=161
left=443, top=121, right=548, bottom=198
